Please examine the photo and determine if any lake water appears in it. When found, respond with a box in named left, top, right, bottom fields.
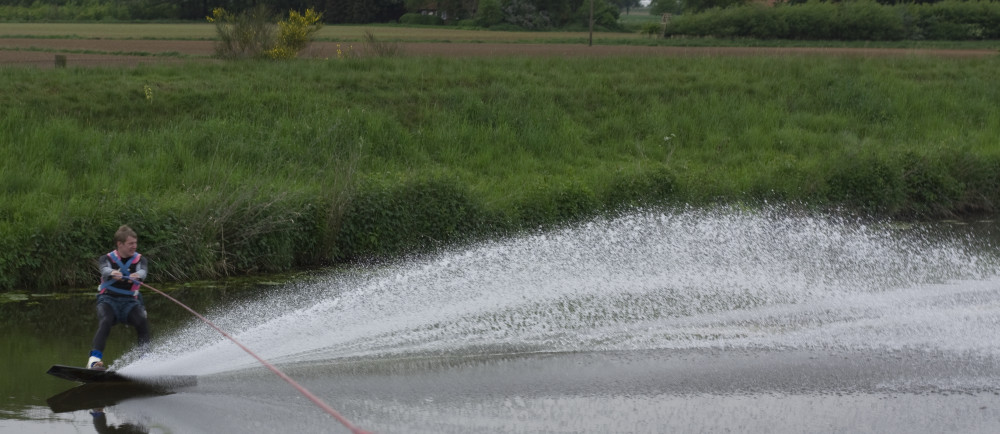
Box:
left=3, top=206, right=999, bottom=433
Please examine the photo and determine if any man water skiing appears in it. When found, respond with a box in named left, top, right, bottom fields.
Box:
left=88, top=225, right=151, bottom=369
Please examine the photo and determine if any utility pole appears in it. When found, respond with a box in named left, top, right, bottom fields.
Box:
left=589, top=0, right=594, bottom=46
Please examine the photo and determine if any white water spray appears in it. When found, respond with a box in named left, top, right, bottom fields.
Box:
left=121, top=206, right=1000, bottom=377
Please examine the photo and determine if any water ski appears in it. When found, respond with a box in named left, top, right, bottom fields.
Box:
left=47, top=365, right=129, bottom=383
left=46, top=364, right=197, bottom=387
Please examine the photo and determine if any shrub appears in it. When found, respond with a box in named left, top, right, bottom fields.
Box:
left=208, top=6, right=323, bottom=60
left=516, top=181, right=601, bottom=228
left=207, top=5, right=277, bottom=60
left=775, top=1, right=838, bottom=40
left=334, top=175, right=487, bottom=260
left=684, top=0, right=751, bottom=14
left=361, top=30, right=401, bottom=58
left=912, top=0, right=1000, bottom=40
left=834, top=0, right=905, bottom=41
left=665, top=0, right=998, bottom=40
left=898, top=152, right=962, bottom=218
left=742, top=4, right=788, bottom=39
left=399, top=12, right=445, bottom=25
left=502, top=0, right=553, bottom=30
left=945, top=153, right=1000, bottom=215
left=826, top=155, right=903, bottom=216
left=641, top=22, right=664, bottom=38
left=475, top=0, right=504, bottom=27
left=603, top=166, right=677, bottom=211
left=574, top=0, right=624, bottom=32
left=267, top=8, right=323, bottom=60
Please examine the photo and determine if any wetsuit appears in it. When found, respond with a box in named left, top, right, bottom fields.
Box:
left=91, top=251, right=151, bottom=357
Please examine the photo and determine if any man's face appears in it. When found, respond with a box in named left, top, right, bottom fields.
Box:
left=117, top=236, right=138, bottom=257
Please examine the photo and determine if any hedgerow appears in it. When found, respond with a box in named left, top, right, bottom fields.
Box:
left=666, top=0, right=1000, bottom=41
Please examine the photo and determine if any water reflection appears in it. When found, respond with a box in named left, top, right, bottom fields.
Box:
left=38, top=348, right=1000, bottom=434
left=47, top=383, right=176, bottom=414
left=90, top=409, right=148, bottom=434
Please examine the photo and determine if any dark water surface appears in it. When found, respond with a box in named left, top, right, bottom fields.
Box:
left=3, top=209, right=999, bottom=433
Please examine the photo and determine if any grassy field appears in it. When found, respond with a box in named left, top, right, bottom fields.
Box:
left=1, top=24, right=999, bottom=291
left=3, top=22, right=999, bottom=50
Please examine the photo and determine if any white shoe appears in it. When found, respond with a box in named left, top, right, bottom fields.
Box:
left=87, top=356, right=105, bottom=370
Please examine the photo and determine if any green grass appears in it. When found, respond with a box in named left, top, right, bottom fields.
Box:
left=2, top=54, right=999, bottom=291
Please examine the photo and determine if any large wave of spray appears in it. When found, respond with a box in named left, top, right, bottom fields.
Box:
left=122, top=206, right=1000, bottom=377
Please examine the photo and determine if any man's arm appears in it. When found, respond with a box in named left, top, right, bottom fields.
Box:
left=131, top=256, right=148, bottom=281
left=98, top=255, right=115, bottom=280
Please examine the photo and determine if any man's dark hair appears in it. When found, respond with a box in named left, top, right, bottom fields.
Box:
left=114, top=225, right=137, bottom=245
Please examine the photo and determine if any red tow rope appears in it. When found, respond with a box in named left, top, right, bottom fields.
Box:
left=137, top=281, right=373, bottom=434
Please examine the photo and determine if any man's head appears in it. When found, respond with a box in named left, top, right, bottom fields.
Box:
left=114, top=225, right=138, bottom=257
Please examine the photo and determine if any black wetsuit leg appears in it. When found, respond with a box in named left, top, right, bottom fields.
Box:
left=126, top=304, right=151, bottom=347
left=92, top=303, right=115, bottom=353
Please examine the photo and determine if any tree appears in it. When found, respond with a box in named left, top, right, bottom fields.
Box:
left=324, top=0, right=405, bottom=23
left=534, top=0, right=578, bottom=25
left=476, top=0, right=505, bottom=27
left=502, top=0, right=554, bottom=29
left=576, top=0, right=623, bottom=30
left=650, top=0, right=747, bottom=13
left=680, top=0, right=749, bottom=13
left=649, top=0, right=684, bottom=15
left=610, top=0, right=641, bottom=14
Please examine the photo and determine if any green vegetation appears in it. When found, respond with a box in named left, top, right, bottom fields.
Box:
left=4, top=0, right=1000, bottom=42
left=2, top=54, right=999, bottom=292
left=666, top=0, right=1000, bottom=41
left=0, top=0, right=623, bottom=28
left=207, top=6, right=324, bottom=60
left=399, top=13, right=446, bottom=26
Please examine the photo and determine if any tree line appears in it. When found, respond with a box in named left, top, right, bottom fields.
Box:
left=649, top=0, right=981, bottom=14
left=0, top=0, right=641, bottom=25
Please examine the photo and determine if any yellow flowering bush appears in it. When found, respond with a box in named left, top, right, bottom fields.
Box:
left=268, top=8, right=323, bottom=60
left=205, top=7, right=224, bottom=23
left=207, top=6, right=322, bottom=60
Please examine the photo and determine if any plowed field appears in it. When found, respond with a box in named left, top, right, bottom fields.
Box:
left=1, top=38, right=995, bottom=68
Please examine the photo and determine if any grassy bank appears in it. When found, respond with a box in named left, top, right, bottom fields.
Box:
left=2, top=54, right=999, bottom=291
